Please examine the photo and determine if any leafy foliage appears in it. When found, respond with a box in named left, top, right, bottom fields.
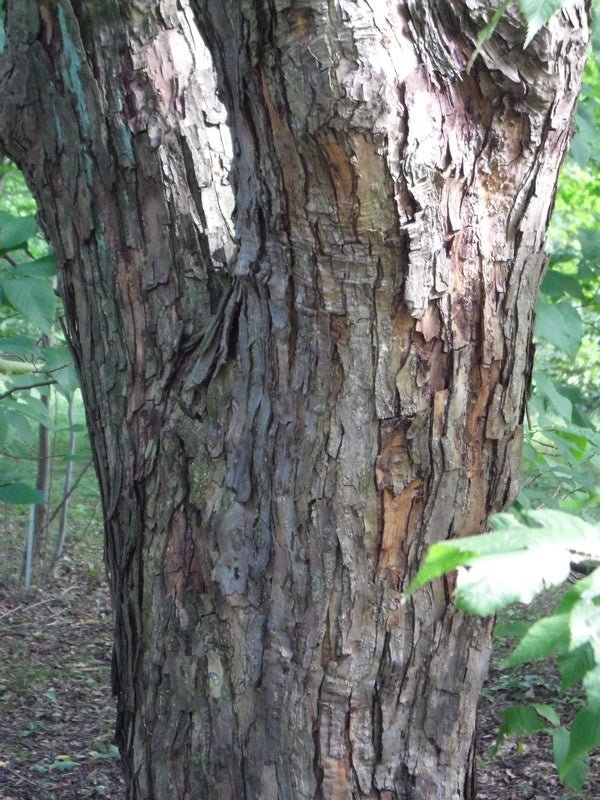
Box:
left=407, top=510, right=600, bottom=790
left=0, top=168, right=80, bottom=506
left=520, top=0, right=567, bottom=47
left=469, top=0, right=573, bottom=70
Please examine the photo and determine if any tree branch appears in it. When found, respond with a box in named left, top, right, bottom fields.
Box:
left=0, top=378, right=56, bottom=400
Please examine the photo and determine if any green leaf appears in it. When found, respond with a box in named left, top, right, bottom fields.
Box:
left=503, top=613, right=570, bottom=666
left=14, top=254, right=56, bottom=278
left=20, top=394, right=53, bottom=427
left=0, top=276, right=55, bottom=333
left=90, top=744, right=119, bottom=760
left=548, top=248, right=578, bottom=267
left=569, top=599, right=600, bottom=661
left=571, top=104, right=598, bottom=167
left=408, top=512, right=600, bottom=614
left=553, top=727, right=589, bottom=790
left=519, top=0, right=566, bottom=48
left=42, top=345, right=79, bottom=397
left=566, top=708, right=600, bottom=768
left=547, top=428, right=589, bottom=460
left=523, top=510, right=600, bottom=558
left=0, top=482, right=44, bottom=504
left=533, top=703, right=561, bottom=727
left=4, top=410, right=33, bottom=445
left=455, top=546, right=570, bottom=615
left=582, top=665, right=600, bottom=708
left=499, top=704, right=551, bottom=737
left=467, top=0, right=511, bottom=72
left=558, top=643, right=596, bottom=692
left=541, top=269, right=584, bottom=300
left=0, top=211, right=38, bottom=252
left=533, top=372, right=572, bottom=420
left=579, top=228, right=600, bottom=262
left=48, top=758, right=78, bottom=771
left=535, top=298, right=583, bottom=359
left=2, top=373, right=51, bottom=394
left=0, top=334, right=38, bottom=359
left=63, top=423, right=86, bottom=433
left=405, top=545, right=478, bottom=595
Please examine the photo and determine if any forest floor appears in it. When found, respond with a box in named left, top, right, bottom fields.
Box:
left=0, top=532, right=599, bottom=799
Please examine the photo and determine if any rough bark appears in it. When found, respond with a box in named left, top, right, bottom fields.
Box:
left=0, top=1, right=589, bottom=798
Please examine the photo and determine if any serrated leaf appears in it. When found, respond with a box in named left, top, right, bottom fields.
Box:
left=0, top=482, right=44, bottom=505
left=558, top=643, right=596, bottom=692
left=570, top=104, right=597, bottom=167
left=0, top=276, right=55, bottom=333
left=21, top=394, right=53, bottom=427
left=90, top=744, right=119, bottom=760
left=548, top=249, right=578, bottom=267
left=569, top=130, right=591, bottom=166
left=522, top=510, right=600, bottom=558
left=570, top=600, right=600, bottom=661
left=566, top=708, right=600, bottom=768
left=576, top=568, right=600, bottom=602
left=582, top=665, right=600, bottom=708
left=553, top=727, right=589, bottom=790
left=63, top=423, right=86, bottom=433
left=0, top=212, right=38, bottom=252
left=547, top=429, right=589, bottom=460
left=520, top=0, right=566, bottom=47
left=503, top=613, right=570, bottom=666
left=455, top=545, right=570, bottom=615
left=408, top=512, right=600, bottom=610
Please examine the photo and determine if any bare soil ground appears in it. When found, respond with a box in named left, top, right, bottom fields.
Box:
left=0, top=559, right=124, bottom=800
left=1, top=553, right=598, bottom=799
left=477, top=596, right=600, bottom=800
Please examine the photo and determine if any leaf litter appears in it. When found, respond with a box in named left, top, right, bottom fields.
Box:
left=1, top=557, right=599, bottom=798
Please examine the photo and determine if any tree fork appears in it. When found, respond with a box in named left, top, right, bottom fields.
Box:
left=0, top=1, right=590, bottom=798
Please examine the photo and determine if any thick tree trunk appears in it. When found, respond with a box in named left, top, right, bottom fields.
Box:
left=0, top=1, right=589, bottom=798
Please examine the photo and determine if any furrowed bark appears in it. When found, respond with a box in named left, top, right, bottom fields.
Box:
left=0, top=1, right=589, bottom=798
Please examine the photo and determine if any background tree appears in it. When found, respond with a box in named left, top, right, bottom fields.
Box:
left=0, top=2, right=591, bottom=799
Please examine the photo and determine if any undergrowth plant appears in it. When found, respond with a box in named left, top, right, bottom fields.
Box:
left=0, top=160, right=89, bottom=585
left=407, top=510, right=600, bottom=792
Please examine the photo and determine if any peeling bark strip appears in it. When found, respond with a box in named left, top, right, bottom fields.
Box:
left=0, top=1, right=589, bottom=798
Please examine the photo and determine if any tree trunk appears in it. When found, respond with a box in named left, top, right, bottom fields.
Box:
left=0, top=2, right=589, bottom=798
